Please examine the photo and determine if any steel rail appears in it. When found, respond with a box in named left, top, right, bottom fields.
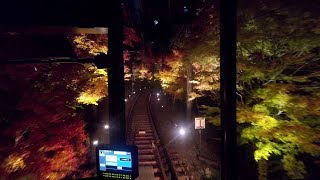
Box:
left=147, top=93, right=180, bottom=180
left=128, top=92, right=188, bottom=179
left=146, top=93, right=168, bottom=180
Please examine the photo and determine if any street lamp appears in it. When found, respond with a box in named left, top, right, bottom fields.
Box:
left=154, top=20, right=159, bottom=26
left=157, top=98, right=160, bottom=101
left=104, top=124, right=109, bottom=129
left=179, top=127, right=186, bottom=136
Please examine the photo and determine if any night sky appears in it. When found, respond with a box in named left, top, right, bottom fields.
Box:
left=140, top=0, right=195, bottom=48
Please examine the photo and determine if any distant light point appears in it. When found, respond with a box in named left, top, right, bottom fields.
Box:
left=93, top=140, right=99, bottom=146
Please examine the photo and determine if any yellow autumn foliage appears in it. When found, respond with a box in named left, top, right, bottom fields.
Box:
left=73, top=34, right=108, bottom=56
left=3, top=153, right=28, bottom=173
left=76, top=65, right=108, bottom=105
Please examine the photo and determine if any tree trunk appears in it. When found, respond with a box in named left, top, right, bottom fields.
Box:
left=186, top=63, right=193, bottom=122
left=130, top=60, right=134, bottom=92
left=258, top=159, right=268, bottom=180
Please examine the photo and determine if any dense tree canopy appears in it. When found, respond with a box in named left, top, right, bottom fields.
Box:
left=236, top=1, right=320, bottom=178
left=0, top=27, right=141, bottom=179
left=156, top=0, right=320, bottom=178
left=0, top=64, right=90, bottom=179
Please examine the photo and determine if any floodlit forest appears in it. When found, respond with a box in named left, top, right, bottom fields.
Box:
left=0, top=0, right=319, bottom=179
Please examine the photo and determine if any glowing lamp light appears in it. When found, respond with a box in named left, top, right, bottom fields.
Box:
left=157, top=98, right=160, bottom=101
left=104, top=124, right=109, bottom=129
left=184, top=6, right=189, bottom=13
left=133, top=91, right=136, bottom=94
left=125, top=99, right=127, bottom=102
left=161, top=105, right=164, bottom=108
left=129, top=94, right=131, bottom=97
left=93, top=140, right=99, bottom=146
left=154, top=20, right=159, bottom=25
left=156, top=93, right=160, bottom=96
left=179, top=128, right=186, bottom=136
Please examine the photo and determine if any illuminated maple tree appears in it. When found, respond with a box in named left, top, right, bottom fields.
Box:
left=235, top=2, right=320, bottom=178
left=158, top=0, right=320, bottom=178
left=0, top=26, right=142, bottom=178
left=71, top=27, right=141, bottom=104
left=0, top=64, right=91, bottom=179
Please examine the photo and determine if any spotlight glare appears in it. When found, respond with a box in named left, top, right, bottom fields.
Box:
left=93, top=140, right=99, bottom=146
left=179, top=128, right=186, bottom=136
left=104, top=124, right=109, bottom=129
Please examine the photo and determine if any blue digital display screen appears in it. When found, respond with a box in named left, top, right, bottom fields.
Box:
left=99, top=150, right=132, bottom=172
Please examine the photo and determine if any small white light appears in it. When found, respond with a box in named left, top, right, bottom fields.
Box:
left=179, top=128, right=186, bottom=136
left=133, top=92, right=136, bottom=94
left=129, top=95, right=131, bottom=97
left=93, top=140, right=99, bottom=146
left=157, top=98, right=160, bottom=101
left=156, top=93, right=160, bottom=96
left=140, top=89, right=141, bottom=90
left=161, top=105, right=164, bottom=108
left=104, top=124, right=109, bottom=129
left=125, top=99, right=127, bottom=102
left=183, top=6, right=189, bottom=13
left=154, top=20, right=159, bottom=25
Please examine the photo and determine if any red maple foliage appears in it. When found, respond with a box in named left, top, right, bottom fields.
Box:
left=0, top=64, right=89, bottom=179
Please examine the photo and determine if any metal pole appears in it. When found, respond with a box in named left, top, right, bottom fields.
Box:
left=220, top=0, right=237, bottom=179
left=199, top=129, right=202, bottom=154
left=108, top=0, right=126, bottom=145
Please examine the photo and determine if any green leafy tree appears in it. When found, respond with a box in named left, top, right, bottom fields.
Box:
left=236, top=1, right=320, bottom=178
left=159, top=0, right=320, bottom=178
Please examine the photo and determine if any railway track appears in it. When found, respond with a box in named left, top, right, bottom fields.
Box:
left=127, top=92, right=189, bottom=180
